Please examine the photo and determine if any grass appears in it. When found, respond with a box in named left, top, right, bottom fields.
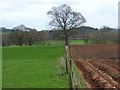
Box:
left=2, top=39, right=91, bottom=88
left=2, top=45, right=69, bottom=88
left=70, top=40, right=85, bottom=44
left=70, top=39, right=92, bottom=45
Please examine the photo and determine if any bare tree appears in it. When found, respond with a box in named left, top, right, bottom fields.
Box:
left=10, top=29, right=25, bottom=46
left=34, top=31, right=45, bottom=44
left=47, top=4, right=86, bottom=45
left=83, top=34, right=90, bottom=44
left=90, top=26, right=118, bottom=44
left=2, top=34, right=10, bottom=46
left=24, top=28, right=37, bottom=46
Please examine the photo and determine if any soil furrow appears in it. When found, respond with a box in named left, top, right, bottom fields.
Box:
left=88, top=60, right=120, bottom=83
left=74, top=60, right=118, bottom=89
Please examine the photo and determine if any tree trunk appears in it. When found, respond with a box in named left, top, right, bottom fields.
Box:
left=28, top=41, right=32, bottom=46
left=20, top=43, right=22, bottom=46
left=65, top=35, right=69, bottom=46
left=85, top=39, right=88, bottom=44
left=64, top=28, right=69, bottom=46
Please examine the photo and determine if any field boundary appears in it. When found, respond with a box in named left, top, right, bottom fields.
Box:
left=65, top=45, right=87, bottom=89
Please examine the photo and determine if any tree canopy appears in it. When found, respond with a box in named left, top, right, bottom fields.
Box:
left=47, top=4, right=86, bottom=45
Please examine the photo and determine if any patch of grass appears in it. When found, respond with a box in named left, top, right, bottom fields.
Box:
left=72, top=62, right=87, bottom=88
left=2, top=45, right=69, bottom=88
left=70, top=40, right=92, bottom=45
left=70, top=40, right=85, bottom=44
left=3, top=46, right=64, bottom=60
left=34, top=40, right=64, bottom=46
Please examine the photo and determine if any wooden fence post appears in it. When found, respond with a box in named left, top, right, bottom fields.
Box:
left=65, top=45, right=69, bottom=74
left=65, top=45, right=79, bottom=90
left=65, top=46, right=73, bottom=89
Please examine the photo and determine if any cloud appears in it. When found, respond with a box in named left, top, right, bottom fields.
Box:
left=0, top=0, right=119, bottom=30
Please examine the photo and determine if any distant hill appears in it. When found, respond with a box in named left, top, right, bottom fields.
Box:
left=0, top=25, right=118, bottom=40
left=39, top=26, right=99, bottom=40
left=77, top=26, right=98, bottom=33
left=69, top=26, right=98, bottom=39
left=0, top=27, right=11, bottom=33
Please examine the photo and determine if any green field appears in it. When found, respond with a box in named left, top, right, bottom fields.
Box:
left=2, top=46, right=69, bottom=88
left=2, top=40, right=88, bottom=88
left=70, top=40, right=92, bottom=44
left=70, top=40, right=85, bottom=44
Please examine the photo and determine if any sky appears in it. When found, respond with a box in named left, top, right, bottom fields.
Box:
left=0, top=0, right=119, bottom=30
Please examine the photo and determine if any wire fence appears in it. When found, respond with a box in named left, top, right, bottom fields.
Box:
left=65, top=45, right=80, bottom=89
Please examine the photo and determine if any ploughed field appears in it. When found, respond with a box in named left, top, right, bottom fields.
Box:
left=69, top=44, right=120, bottom=89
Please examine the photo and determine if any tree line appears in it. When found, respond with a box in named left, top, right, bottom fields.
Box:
left=2, top=26, right=44, bottom=46
left=1, top=25, right=118, bottom=47
left=2, top=25, right=66, bottom=46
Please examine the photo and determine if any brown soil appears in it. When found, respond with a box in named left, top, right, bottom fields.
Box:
left=74, top=60, right=119, bottom=89
left=69, top=44, right=120, bottom=89
left=69, top=44, right=118, bottom=60
left=96, top=59, right=120, bottom=71
left=88, top=60, right=120, bottom=82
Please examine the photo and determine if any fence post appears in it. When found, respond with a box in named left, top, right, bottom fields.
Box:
left=65, top=45, right=69, bottom=74
left=65, top=45, right=76, bottom=90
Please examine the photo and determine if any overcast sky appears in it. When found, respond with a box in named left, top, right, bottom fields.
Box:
left=0, top=0, right=119, bottom=30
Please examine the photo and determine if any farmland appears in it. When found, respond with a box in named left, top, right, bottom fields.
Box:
left=1, top=1, right=119, bottom=89
left=2, top=41, right=119, bottom=89
left=69, top=44, right=120, bottom=89
left=2, top=45, right=69, bottom=88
